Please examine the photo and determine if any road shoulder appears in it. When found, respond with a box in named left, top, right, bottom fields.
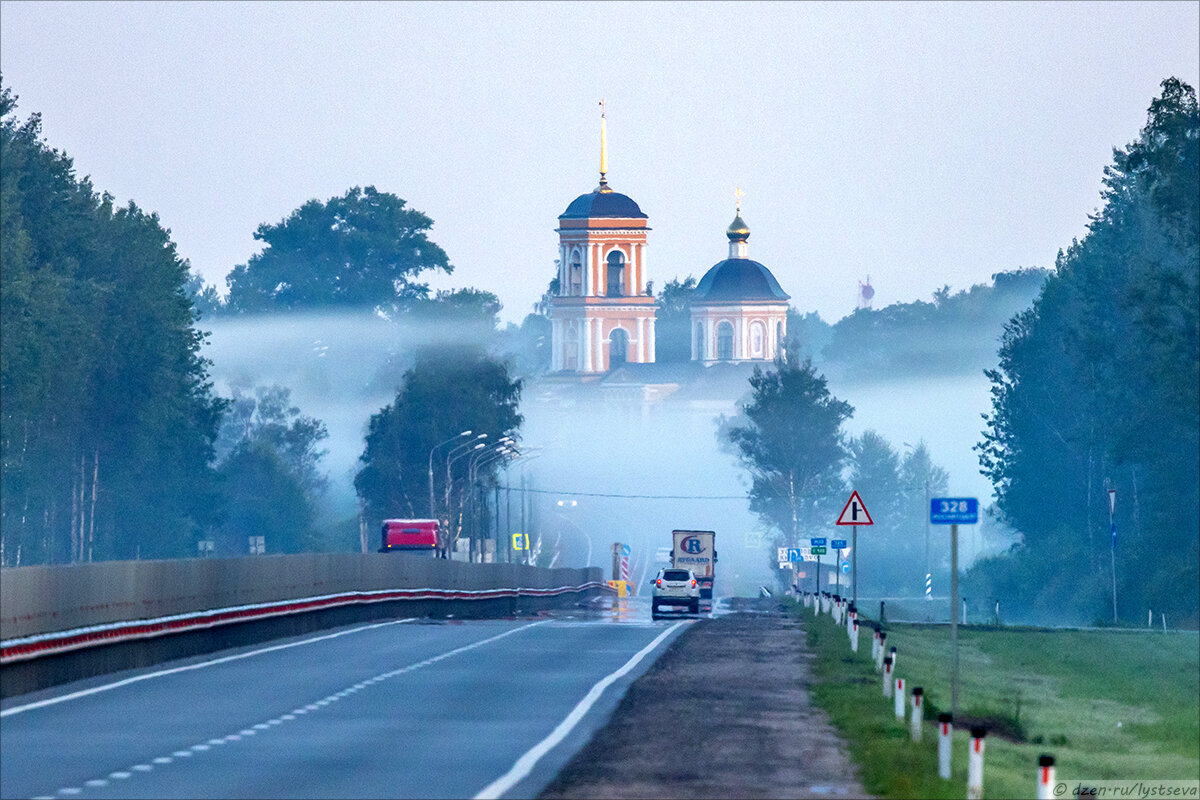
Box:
left=539, top=602, right=869, bottom=799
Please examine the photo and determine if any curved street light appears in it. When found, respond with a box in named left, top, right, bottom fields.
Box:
left=428, top=430, right=472, bottom=518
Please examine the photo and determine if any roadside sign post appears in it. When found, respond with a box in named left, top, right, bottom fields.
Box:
left=930, top=497, right=978, bottom=718
left=810, top=538, right=827, bottom=592
left=836, top=491, right=874, bottom=606
left=831, top=538, right=847, bottom=597
left=1108, top=487, right=1118, bottom=625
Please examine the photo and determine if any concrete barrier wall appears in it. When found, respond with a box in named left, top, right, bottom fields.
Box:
left=0, top=556, right=605, bottom=698
left=1, top=554, right=601, bottom=640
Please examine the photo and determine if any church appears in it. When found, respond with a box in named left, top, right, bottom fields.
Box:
left=548, top=109, right=790, bottom=376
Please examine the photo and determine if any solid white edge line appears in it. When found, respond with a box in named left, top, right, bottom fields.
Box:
left=0, top=618, right=416, bottom=718
left=473, top=620, right=690, bottom=800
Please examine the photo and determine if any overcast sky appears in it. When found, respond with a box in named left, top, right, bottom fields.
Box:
left=2, top=1, right=1197, bottom=324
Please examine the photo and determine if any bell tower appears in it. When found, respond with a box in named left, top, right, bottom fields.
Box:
left=549, top=103, right=656, bottom=373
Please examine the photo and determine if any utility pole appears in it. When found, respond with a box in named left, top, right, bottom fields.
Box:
left=950, top=522, right=960, bottom=717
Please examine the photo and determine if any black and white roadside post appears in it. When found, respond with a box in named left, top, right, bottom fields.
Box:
left=931, top=496, right=977, bottom=719
left=1036, top=755, right=1056, bottom=800
left=968, top=726, right=987, bottom=800
left=937, top=712, right=953, bottom=779
left=1108, top=486, right=1118, bottom=624
left=835, top=491, right=873, bottom=608
left=910, top=687, right=924, bottom=741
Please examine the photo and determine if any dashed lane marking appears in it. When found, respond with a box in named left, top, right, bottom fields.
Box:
left=2, top=618, right=416, bottom=718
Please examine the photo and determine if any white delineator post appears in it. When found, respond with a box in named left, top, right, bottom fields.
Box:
left=937, top=713, right=953, bottom=779
left=876, top=632, right=888, bottom=671
left=851, top=619, right=859, bottom=652
left=847, top=604, right=856, bottom=638
left=911, top=687, right=924, bottom=741
left=968, top=726, right=987, bottom=800
left=871, top=627, right=880, bottom=663
left=894, top=677, right=906, bottom=720
left=889, top=644, right=898, bottom=673
left=1036, top=754, right=1055, bottom=800
left=882, top=656, right=893, bottom=698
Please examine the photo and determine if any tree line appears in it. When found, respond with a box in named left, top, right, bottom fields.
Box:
left=972, top=78, right=1199, bottom=625
left=1, top=78, right=528, bottom=565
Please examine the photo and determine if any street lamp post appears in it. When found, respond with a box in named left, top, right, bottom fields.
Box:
left=446, top=439, right=487, bottom=557
left=428, top=430, right=472, bottom=519
left=470, top=446, right=514, bottom=561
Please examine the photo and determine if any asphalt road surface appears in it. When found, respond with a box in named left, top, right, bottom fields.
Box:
left=1, top=601, right=690, bottom=799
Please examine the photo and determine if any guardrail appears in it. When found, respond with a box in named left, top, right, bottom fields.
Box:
left=1, top=582, right=609, bottom=665
left=0, top=555, right=610, bottom=697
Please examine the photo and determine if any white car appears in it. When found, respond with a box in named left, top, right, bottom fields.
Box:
left=651, top=568, right=700, bottom=618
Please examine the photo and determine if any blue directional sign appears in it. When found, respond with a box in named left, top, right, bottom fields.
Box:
left=930, top=497, right=978, bottom=525
left=841, top=562, right=851, bottom=574
left=831, top=539, right=847, bottom=549
left=787, top=548, right=803, bottom=562
left=810, top=537, right=827, bottom=547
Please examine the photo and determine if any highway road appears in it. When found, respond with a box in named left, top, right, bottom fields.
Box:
left=1, top=601, right=690, bottom=799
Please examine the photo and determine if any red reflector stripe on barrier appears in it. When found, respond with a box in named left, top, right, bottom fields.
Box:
left=1, top=581, right=612, bottom=664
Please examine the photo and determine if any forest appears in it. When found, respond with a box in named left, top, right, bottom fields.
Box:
left=971, top=79, right=1199, bottom=625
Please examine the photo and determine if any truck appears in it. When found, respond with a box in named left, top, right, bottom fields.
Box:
left=378, top=519, right=439, bottom=555
left=671, top=530, right=716, bottom=611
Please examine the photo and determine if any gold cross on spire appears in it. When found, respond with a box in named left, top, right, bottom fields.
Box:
left=735, top=186, right=745, bottom=214
left=598, top=99, right=610, bottom=191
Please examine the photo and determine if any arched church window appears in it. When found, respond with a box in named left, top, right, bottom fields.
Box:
left=717, top=321, right=734, bottom=361
left=569, top=257, right=582, bottom=296
left=606, top=251, right=625, bottom=297
left=563, top=325, right=579, bottom=371
left=695, top=323, right=705, bottom=361
left=609, top=328, right=629, bottom=368
left=750, top=321, right=765, bottom=359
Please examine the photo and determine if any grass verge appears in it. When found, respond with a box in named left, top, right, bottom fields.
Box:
left=791, top=599, right=1200, bottom=798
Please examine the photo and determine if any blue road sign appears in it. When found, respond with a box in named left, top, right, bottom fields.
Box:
left=787, top=548, right=802, bottom=562
left=841, top=562, right=851, bottom=574
left=810, top=537, right=827, bottom=546
left=831, top=539, right=847, bottom=549
left=930, top=497, right=978, bottom=525
left=622, top=544, right=631, bottom=556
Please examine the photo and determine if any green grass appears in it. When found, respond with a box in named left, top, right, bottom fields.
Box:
left=790, top=600, right=1200, bottom=798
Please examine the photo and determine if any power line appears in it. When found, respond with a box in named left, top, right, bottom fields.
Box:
left=496, top=484, right=946, bottom=502
left=497, top=486, right=747, bottom=500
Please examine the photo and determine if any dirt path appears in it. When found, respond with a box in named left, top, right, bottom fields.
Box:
left=540, top=601, right=869, bottom=799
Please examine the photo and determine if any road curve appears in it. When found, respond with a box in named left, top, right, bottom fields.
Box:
left=1, top=603, right=689, bottom=799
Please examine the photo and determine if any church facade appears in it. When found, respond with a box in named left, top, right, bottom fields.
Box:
left=548, top=112, right=789, bottom=374
left=548, top=110, right=657, bottom=374
left=690, top=208, right=790, bottom=363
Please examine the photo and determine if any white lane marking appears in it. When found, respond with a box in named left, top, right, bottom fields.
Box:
left=152, top=757, right=173, bottom=765
left=1, top=618, right=417, bottom=718
left=107, top=772, right=130, bottom=779
left=474, top=620, right=690, bottom=800
left=83, top=781, right=107, bottom=788
left=171, top=751, right=192, bottom=758
left=57, top=789, right=81, bottom=795
left=44, top=620, right=548, bottom=798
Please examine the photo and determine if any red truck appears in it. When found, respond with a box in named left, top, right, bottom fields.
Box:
left=379, top=519, right=438, bottom=555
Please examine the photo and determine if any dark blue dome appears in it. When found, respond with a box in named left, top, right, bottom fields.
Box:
left=560, top=190, right=647, bottom=219
left=693, top=258, right=790, bottom=302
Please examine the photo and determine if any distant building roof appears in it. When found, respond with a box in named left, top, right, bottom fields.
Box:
left=560, top=190, right=647, bottom=220
left=693, top=258, right=791, bottom=302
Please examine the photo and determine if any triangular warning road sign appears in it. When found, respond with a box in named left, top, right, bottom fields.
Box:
left=836, top=490, right=874, bottom=525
